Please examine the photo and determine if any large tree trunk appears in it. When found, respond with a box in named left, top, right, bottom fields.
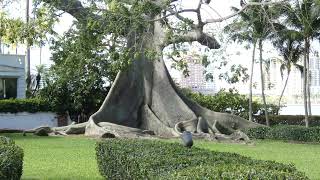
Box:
left=248, top=41, right=256, bottom=122
left=258, top=40, right=269, bottom=126
left=84, top=49, right=262, bottom=139
left=37, top=0, right=264, bottom=140
left=85, top=58, right=259, bottom=137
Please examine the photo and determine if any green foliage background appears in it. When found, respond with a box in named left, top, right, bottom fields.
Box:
left=182, top=88, right=279, bottom=119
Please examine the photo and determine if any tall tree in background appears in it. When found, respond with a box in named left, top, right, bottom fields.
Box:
left=25, top=0, right=31, bottom=89
left=272, top=26, right=303, bottom=108
left=286, top=0, right=320, bottom=127
left=225, top=0, right=280, bottom=126
left=224, top=6, right=257, bottom=122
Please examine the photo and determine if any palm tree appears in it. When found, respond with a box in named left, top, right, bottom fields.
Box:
left=272, top=28, right=303, bottom=108
left=224, top=0, right=281, bottom=126
left=285, top=0, right=320, bottom=127
left=224, top=15, right=256, bottom=122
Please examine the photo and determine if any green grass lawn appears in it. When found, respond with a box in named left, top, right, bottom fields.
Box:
left=1, top=133, right=103, bottom=180
left=2, top=133, right=320, bottom=179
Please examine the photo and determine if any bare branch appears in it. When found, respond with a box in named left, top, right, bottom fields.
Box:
left=150, top=9, right=198, bottom=22
left=204, top=0, right=287, bottom=24
left=196, top=0, right=204, bottom=27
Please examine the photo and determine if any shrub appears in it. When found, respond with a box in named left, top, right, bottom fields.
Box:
left=96, top=139, right=308, bottom=179
left=0, top=98, right=51, bottom=113
left=268, top=126, right=320, bottom=142
left=246, top=125, right=320, bottom=143
left=255, top=115, right=320, bottom=127
left=182, top=88, right=279, bottom=119
left=0, top=137, right=24, bottom=180
left=0, top=136, right=15, bottom=145
left=245, top=126, right=271, bottom=139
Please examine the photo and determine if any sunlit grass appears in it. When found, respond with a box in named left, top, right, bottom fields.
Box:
left=2, top=133, right=320, bottom=179
left=1, top=133, right=103, bottom=180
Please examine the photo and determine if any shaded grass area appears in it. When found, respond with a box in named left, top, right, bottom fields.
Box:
left=0, top=133, right=103, bottom=180
left=195, top=140, right=320, bottom=180
left=1, top=133, right=319, bottom=179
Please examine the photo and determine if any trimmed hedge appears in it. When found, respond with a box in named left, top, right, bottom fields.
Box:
left=0, top=136, right=24, bottom=180
left=255, top=115, right=320, bottom=127
left=246, top=125, right=320, bottom=142
left=96, top=139, right=308, bottom=179
left=0, top=136, right=15, bottom=145
left=170, top=164, right=305, bottom=180
left=0, top=98, right=51, bottom=113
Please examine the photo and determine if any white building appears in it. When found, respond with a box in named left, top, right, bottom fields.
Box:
left=179, top=56, right=216, bottom=94
left=310, top=56, right=320, bottom=94
left=223, top=57, right=303, bottom=98
left=0, top=54, right=26, bottom=99
left=263, top=58, right=302, bottom=96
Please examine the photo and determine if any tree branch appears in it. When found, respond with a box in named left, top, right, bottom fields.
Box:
left=204, top=0, right=287, bottom=24
left=165, top=28, right=220, bottom=49
left=150, top=9, right=198, bottom=22
left=41, top=0, right=93, bottom=21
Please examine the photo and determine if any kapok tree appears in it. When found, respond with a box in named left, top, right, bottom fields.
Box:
left=39, top=0, right=281, bottom=140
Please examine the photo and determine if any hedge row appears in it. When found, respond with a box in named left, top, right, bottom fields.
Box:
left=96, top=139, right=308, bottom=179
left=0, top=98, right=51, bottom=113
left=183, top=89, right=280, bottom=119
left=0, top=136, right=24, bottom=180
left=246, top=125, right=320, bottom=142
left=254, top=115, right=320, bottom=127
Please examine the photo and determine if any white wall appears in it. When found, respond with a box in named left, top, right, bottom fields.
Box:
left=0, top=112, right=58, bottom=130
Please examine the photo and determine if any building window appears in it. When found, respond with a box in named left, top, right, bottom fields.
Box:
left=0, top=78, right=17, bottom=99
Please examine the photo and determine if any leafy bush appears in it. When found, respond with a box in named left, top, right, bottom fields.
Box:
left=246, top=125, right=320, bottom=142
left=255, top=115, right=320, bottom=127
left=96, top=139, right=308, bottom=179
left=182, top=88, right=279, bottom=119
left=245, top=126, right=271, bottom=139
left=0, top=136, right=15, bottom=145
left=268, top=126, right=320, bottom=142
left=0, top=98, right=51, bottom=113
left=0, top=137, right=24, bottom=180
